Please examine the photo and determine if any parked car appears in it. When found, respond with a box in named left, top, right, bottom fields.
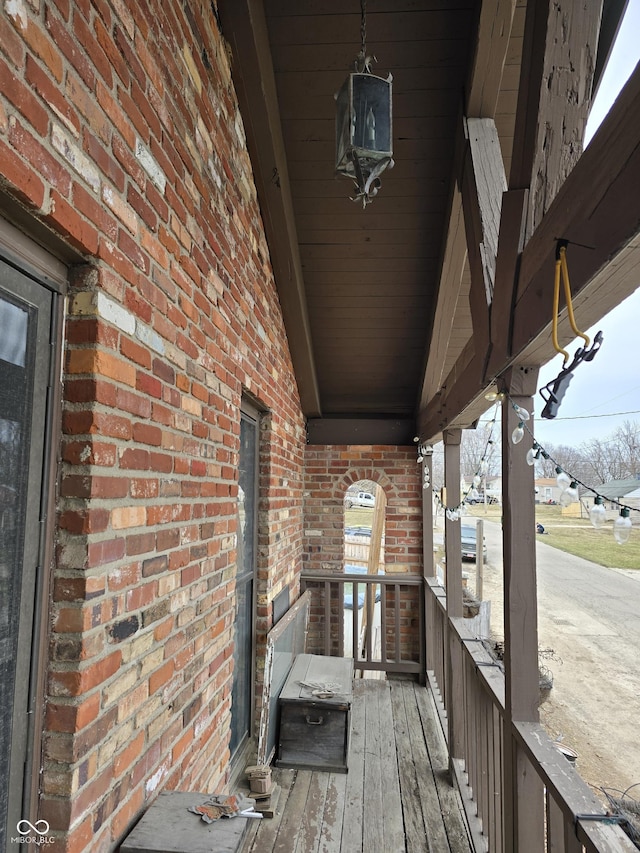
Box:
left=461, top=524, right=487, bottom=561
left=343, top=564, right=382, bottom=609
left=466, top=492, right=499, bottom=505
left=345, top=491, right=375, bottom=509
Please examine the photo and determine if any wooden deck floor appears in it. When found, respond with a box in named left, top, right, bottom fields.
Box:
left=242, top=679, right=473, bottom=853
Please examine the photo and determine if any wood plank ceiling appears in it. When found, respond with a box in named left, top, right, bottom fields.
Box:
left=269, top=1, right=477, bottom=426
left=221, top=0, right=499, bottom=444
left=219, top=1, right=633, bottom=445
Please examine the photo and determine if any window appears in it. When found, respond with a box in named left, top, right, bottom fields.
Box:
left=0, top=243, right=60, bottom=844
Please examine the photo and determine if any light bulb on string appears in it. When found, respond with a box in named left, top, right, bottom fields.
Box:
left=559, top=481, right=579, bottom=507
left=556, top=467, right=571, bottom=491
left=512, top=404, right=530, bottom=421
left=446, top=507, right=460, bottom=521
left=589, top=496, right=606, bottom=529
left=613, top=508, right=632, bottom=544
left=511, top=422, right=525, bottom=444
left=526, top=443, right=540, bottom=466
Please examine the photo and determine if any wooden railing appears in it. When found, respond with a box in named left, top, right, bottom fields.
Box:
left=425, top=579, right=637, bottom=853
left=300, top=571, right=424, bottom=676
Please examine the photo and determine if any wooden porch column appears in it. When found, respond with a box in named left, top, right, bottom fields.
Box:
left=443, top=429, right=464, bottom=763
left=500, top=365, right=544, bottom=851
left=422, top=449, right=435, bottom=579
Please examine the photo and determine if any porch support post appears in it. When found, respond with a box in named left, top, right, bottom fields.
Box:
left=500, top=365, right=544, bottom=851
left=422, top=450, right=435, bottom=579
left=422, top=449, right=435, bottom=684
left=443, top=429, right=463, bottom=618
left=443, top=429, right=464, bottom=763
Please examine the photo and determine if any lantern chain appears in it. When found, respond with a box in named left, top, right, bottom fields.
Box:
left=360, top=0, right=367, bottom=56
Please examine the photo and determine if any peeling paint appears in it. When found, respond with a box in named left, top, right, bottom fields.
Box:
left=4, top=0, right=28, bottom=30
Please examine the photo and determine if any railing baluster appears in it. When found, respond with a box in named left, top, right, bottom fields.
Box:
left=324, top=579, right=331, bottom=656
left=352, top=581, right=359, bottom=664
left=394, top=583, right=401, bottom=664
left=381, top=584, right=388, bottom=663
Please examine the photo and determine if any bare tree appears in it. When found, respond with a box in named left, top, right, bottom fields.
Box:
left=460, top=419, right=501, bottom=480
left=579, top=420, right=640, bottom=482
left=535, top=442, right=591, bottom=487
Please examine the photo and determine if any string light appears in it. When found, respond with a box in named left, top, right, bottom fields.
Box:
left=512, top=421, right=525, bottom=444
left=526, top=443, right=541, bottom=466
left=426, top=394, right=639, bottom=544
left=429, top=404, right=501, bottom=521
left=558, top=480, right=579, bottom=507
left=613, top=507, right=632, bottom=544
left=589, top=495, right=606, bottom=529
left=416, top=442, right=433, bottom=491
left=505, top=393, right=638, bottom=544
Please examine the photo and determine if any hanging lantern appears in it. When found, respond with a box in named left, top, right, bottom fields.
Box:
left=335, top=0, right=393, bottom=207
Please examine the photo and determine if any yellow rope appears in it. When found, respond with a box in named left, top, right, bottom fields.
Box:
left=551, top=245, right=590, bottom=365
left=559, top=247, right=590, bottom=348
left=551, top=255, right=570, bottom=364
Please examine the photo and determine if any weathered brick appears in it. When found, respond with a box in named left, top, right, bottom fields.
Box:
left=141, top=598, right=170, bottom=627
left=20, top=15, right=64, bottom=83
left=0, top=136, right=46, bottom=209
left=45, top=189, right=100, bottom=254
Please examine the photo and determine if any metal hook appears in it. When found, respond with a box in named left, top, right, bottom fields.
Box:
left=539, top=330, right=604, bottom=419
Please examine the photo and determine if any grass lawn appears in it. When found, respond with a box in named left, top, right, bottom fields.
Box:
left=344, top=506, right=375, bottom=528
left=465, top=504, right=640, bottom=570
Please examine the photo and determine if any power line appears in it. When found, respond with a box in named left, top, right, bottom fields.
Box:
left=478, top=409, right=640, bottom=425
left=540, top=409, right=640, bottom=422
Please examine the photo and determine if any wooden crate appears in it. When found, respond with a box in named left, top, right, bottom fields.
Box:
left=276, top=654, right=353, bottom=773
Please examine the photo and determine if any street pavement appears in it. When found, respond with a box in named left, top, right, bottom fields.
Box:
left=477, top=518, right=640, bottom=797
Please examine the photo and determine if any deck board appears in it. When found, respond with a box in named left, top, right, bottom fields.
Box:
left=242, top=679, right=473, bottom=853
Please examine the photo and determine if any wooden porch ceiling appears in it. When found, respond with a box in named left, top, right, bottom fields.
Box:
left=218, top=0, right=637, bottom=445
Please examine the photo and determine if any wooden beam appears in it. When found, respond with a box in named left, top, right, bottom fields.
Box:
left=218, top=0, right=321, bottom=416
left=420, top=0, right=518, bottom=413
left=484, top=187, right=528, bottom=378
left=466, top=0, right=518, bottom=118
left=418, top=187, right=468, bottom=411
left=419, top=61, right=640, bottom=441
left=367, top=496, right=385, bottom=576
left=509, top=0, right=603, bottom=238
left=512, top=59, right=640, bottom=355
left=460, top=117, right=507, bottom=368
left=306, top=417, right=416, bottom=446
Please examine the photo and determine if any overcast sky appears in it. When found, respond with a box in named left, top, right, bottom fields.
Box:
left=532, top=0, right=640, bottom=451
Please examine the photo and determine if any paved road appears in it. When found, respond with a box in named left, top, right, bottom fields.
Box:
left=476, top=518, right=640, bottom=797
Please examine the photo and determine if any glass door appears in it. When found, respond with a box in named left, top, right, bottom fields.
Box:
left=0, top=259, right=54, bottom=848
left=229, top=404, right=259, bottom=761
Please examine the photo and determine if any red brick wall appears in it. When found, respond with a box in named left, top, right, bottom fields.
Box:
left=303, top=446, right=423, bottom=573
left=302, top=446, right=423, bottom=658
left=1, top=3, right=305, bottom=851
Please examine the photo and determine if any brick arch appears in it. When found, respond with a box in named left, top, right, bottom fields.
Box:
left=335, top=467, right=394, bottom=505
left=303, top=446, right=422, bottom=577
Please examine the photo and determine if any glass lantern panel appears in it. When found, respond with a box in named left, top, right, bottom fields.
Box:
left=351, top=74, right=391, bottom=155
left=335, top=78, right=351, bottom=173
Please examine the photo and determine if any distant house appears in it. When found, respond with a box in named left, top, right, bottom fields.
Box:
left=535, top=478, right=564, bottom=505
left=588, top=477, right=640, bottom=510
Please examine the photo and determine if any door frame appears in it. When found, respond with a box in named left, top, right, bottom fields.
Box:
left=229, top=398, right=262, bottom=779
left=0, top=215, right=66, bottom=826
